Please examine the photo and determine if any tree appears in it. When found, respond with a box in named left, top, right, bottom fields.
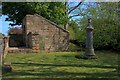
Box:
left=2, top=2, right=68, bottom=26
left=0, top=1, right=2, bottom=16
left=0, top=33, right=3, bottom=37
left=64, top=1, right=84, bottom=29
left=73, top=2, right=120, bottom=51
left=2, top=1, right=85, bottom=29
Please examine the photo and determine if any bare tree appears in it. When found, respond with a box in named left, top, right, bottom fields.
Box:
left=64, top=0, right=84, bottom=29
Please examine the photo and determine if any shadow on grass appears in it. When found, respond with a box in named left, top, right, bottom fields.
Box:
left=12, top=62, right=118, bottom=69
left=2, top=62, right=120, bottom=79
left=2, top=69, right=119, bottom=79
left=2, top=78, right=120, bottom=80
left=3, top=51, right=120, bottom=79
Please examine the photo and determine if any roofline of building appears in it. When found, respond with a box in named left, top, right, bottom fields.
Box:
left=25, top=14, right=69, bottom=33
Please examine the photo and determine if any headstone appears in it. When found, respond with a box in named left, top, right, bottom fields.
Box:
left=84, top=18, right=96, bottom=59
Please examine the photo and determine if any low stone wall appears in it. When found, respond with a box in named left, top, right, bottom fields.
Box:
left=8, top=48, right=32, bottom=53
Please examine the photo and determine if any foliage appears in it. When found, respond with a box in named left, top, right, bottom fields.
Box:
left=68, top=21, right=79, bottom=40
left=93, top=21, right=119, bottom=50
left=3, top=51, right=119, bottom=78
left=2, top=2, right=68, bottom=26
left=8, top=27, right=22, bottom=35
left=67, top=43, right=80, bottom=52
left=71, top=2, right=120, bottom=51
left=0, top=33, right=2, bottom=37
left=0, top=2, right=1, bottom=16
left=0, top=33, right=4, bottom=37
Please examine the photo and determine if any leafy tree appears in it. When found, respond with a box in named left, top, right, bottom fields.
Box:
left=2, top=1, right=85, bottom=29
left=2, top=2, right=68, bottom=26
left=71, top=2, right=120, bottom=51
left=0, top=33, right=3, bottom=37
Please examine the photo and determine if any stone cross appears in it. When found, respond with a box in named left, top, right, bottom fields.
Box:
left=84, top=18, right=96, bottom=59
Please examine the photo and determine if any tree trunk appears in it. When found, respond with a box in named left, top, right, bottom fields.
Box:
left=64, top=23, right=68, bottom=30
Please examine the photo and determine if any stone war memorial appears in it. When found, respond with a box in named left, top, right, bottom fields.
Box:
left=75, top=18, right=96, bottom=59
left=84, top=18, right=96, bottom=59
left=6, top=14, right=69, bottom=53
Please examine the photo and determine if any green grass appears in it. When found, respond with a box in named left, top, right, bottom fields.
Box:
left=2, top=51, right=120, bottom=79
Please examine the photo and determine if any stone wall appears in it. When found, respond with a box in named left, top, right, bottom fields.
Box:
left=27, top=32, right=32, bottom=48
left=27, top=32, right=40, bottom=53
left=23, top=14, right=69, bottom=52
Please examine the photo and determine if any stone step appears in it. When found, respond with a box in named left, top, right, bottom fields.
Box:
left=8, top=47, right=39, bottom=53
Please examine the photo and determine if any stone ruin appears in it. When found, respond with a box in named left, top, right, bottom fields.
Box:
left=6, top=14, right=69, bottom=53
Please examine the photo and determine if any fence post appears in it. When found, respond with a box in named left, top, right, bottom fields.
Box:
left=0, top=36, right=3, bottom=77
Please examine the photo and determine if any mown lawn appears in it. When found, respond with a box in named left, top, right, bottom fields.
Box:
left=2, top=51, right=120, bottom=79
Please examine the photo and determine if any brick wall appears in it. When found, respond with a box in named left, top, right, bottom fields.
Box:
left=23, top=14, right=69, bottom=52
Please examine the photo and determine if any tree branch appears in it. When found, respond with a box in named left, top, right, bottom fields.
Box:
left=68, top=1, right=83, bottom=14
left=69, top=14, right=80, bottom=19
left=69, top=11, right=85, bottom=19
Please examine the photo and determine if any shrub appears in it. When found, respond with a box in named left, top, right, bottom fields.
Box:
left=73, top=25, right=120, bottom=51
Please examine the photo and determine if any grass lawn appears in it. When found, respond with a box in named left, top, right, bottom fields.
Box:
left=2, top=51, right=120, bottom=79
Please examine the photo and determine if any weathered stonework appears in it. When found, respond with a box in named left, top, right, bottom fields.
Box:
left=7, top=14, right=69, bottom=53
left=22, top=14, right=69, bottom=52
left=84, top=18, right=96, bottom=59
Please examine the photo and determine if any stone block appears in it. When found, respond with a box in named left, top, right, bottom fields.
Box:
left=32, top=50, right=39, bottom=53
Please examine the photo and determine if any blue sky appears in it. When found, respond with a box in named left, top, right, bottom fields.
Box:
left=0, top=15, right=21, bottom=36
left=0, top=15, right=12, bottom=35
left=0, top=17, right=2, bottom=33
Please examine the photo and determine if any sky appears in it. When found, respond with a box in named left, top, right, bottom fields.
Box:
left=0, top=15, right=13, bottom=36
left=0, top=17, right=2, bottom=33
left=0, top=15, right=21, bottom=36
left=0, top=15, right=9, bottom=35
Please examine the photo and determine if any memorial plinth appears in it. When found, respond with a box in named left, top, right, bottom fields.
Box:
left=84, top=18, right=96, bottom=59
